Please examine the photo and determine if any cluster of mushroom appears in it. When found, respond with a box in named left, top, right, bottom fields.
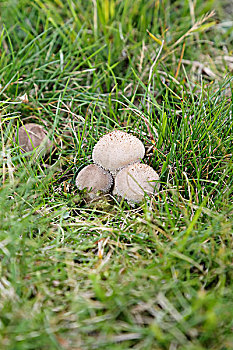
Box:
left=76, top=130, right=160, bottom=203
left=14, top=123, right=52, bottom=155
left=14, top=125, right=160, bottom=203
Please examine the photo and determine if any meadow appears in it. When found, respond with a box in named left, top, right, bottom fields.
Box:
left=0, top=0, right=232, bottom=349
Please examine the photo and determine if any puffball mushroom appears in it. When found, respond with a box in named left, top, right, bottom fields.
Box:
left=15, top=123, right=52, bottom=154
left=76, top=164, right=113, bottom=199
left=92, top=130, right=145, bottom=174
left=114, top=163, right=160, bottom=203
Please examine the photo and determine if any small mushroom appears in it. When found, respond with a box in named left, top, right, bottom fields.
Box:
left=114, top=163, right=160, bottom=203
left=76, top=164, right=113, bottom=199
left=15, top=123, right=52, bottom=154
left=92, top=130, right=145, bottom=175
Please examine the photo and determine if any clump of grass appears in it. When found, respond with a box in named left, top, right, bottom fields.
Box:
left=0, top=0, right=233, bottom=349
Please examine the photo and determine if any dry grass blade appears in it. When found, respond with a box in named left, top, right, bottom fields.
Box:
left=171, top=10, right=216, bottom=49
left=162, top=10, right=216, bottom=61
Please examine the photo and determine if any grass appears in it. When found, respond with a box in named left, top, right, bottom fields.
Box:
left=0, top=0, right=233, bottom=349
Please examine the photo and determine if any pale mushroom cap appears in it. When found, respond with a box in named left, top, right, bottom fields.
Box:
left=115, top=163, right=160, bottom=202
left=92, top=130, right=145, bottom=172
left=76, top=164, right=113, bottom=198
left=15, top=123, right=52, bottom=154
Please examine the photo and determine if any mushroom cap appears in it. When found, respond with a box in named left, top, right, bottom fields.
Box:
left=115, top=163, right=160, bottom=202
left=92, top=130, right=145, bottom=173
left=76, top=164, right=113, bottom=199
left=15, top=123, right=52, bottom=154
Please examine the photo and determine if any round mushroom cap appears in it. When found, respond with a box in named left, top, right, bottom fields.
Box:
left=15, top=123, right=52, bottom=154
left=92, top=130, right=145, bottom=173
left=115, top=163, right=160, bottom=203
left=76, top=164, right=113, bottom=199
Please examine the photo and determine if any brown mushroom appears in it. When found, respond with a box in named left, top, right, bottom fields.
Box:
left=15, top=123, right=52, bottom=154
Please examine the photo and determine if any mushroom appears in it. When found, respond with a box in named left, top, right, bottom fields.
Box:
left=15, top=123, right=52, bottom=154
left=114, top=162, right=160, bottom=203
left=76, top=164, right=113, bottom=199
left=92, top=130, right=145, bottom=175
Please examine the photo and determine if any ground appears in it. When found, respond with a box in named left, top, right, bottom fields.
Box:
left=0, top=0, right=232, bottom=349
